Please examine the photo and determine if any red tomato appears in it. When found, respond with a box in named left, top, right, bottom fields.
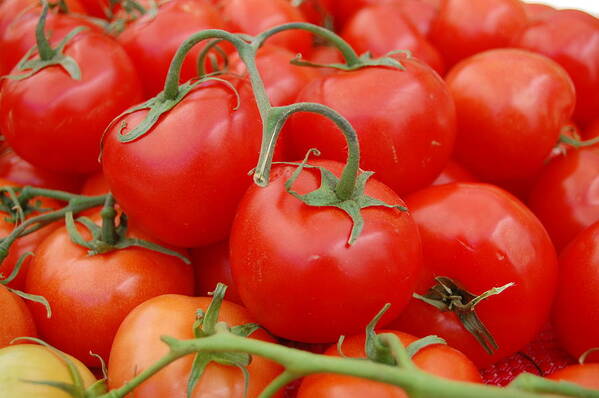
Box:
left=192, top=240, right=242, bottom=305
left=527, top=140, right=599, bottom=251
left=431, top=160, right=477, bottom=186
left=390, top=183, right=558, bottom=367
left=24, top=222, right=194, bottom=365
left=547, top=364, right=599, bottom=389
left=286, top=57, right=455, bottom=196
left=522, top=3, right=556, bottom=24
left=430, top=0, right=527, bottom=68
left=552, top=221, right=599, bottom=363
left=221, top=0, right=312, bottom=56
left=341, top=4, right=444, bottom=74
left=80, top=172, right=110, bottom=196
left=0, top=27, right=143, bottom=174
left=102, top=78, right=265, bottom=248
left=0, top=11, right=101, bottom=75
left=229, top=45, right=319, bottom=107
left=230, top=159, right=422, bottom=342
left=294, top=0, right=333, bottom=27
left=298, top=331, right=480, bottom=397
left=515, top=11, right=599, bottom=127
left=0, top=148, right=83, bottom=193
left=118, top=0, right=230, bottom=98
left=0, top=285, right=36, bottom=348
left=446, top=49, right=576, bottom=183
left=108, top=294, right=283, bottom=397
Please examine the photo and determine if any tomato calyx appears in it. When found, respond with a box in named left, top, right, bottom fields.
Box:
left=2, top=4, right=88, bottom=81
left=186, top=283, right=260, bottom=398
left=579, top=348, right=599, bottom=365
left=414, top=276, right=514, bottom=355
left=290, top=49, right=407, bottom=71
left=64, top=195, right=190, bottom=263
left=559, top=133, right=599, bottom=149
left=11, top=337, right=107, bottom=398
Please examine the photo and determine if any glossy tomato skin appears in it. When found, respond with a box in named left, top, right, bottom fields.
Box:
left=230, top=159, right=422, bottom=343
left=118, top=0, right=229, bottom=97
left=192, top=240, right=242, bottom=305
left=0, top=148, right=83, bottom=192
left=298, top=330, right=480, bottom=398
left=229, top=45, right=319, bottom=107
left=286, top=59, right=455, bottom=196
left=430, top=0, right=527, bottom=68
left=0, top=30, right=143, bottom=174
left=0, top=286, right=36, bottom=348
left=0, top=344, right=97, bottom=398
left=102, top=78, right=265, bottom=248
left=341, top=4, right=444, bottom=75
left=108, top=294, right=283, bottom=398
left=24, top=223, right=194, bottom=366
left=527, top=142, right=599, bottom=251
left=222, top=0, right=312, bottom=56
left=446, top=49, right=576, bottom=183
left=515, top=12, right=599, bottom=127
left=553, top=222, right=599, bottom=363
left=547, top=364, right=599, bottom=389
left=431, top=160, right=477, bottom=186
left=390, top=183, right=558, bottom=367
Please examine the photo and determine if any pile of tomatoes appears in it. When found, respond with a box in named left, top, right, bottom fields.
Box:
left=0, top=0, right=598, bottom=396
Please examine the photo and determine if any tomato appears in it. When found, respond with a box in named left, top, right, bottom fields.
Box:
left=522, top=3, right=555, bottom=24
left=102, top=77, right=266, bottom=248
left=230, top=159, right=422, bottom=342
left=0, top=344, right=97, bottom=398
left=431, top=160, right=477, bottom=186
left=515, top=11, right=599, bottom=127
left=294, top=0, right=333, bottom=27
left=341, top=4, right=444, bottom=74
left=527, top=139, right=599, bottom=251
left=446, top=49, right=576, bottom=183
left=552, top=221, right=599, bottom=363
left=24, top=221, right=194, bottom=366
left=192, top=240, right=242, bottom=305
left=0, top=26, right=143, bottom=174
left=80, top=172, right=110, bottom=196
left=108, top=294, right=283, bottom=397
left=229, top=44, right=319, bottom=107
left=286, top=57, right=455, bottom=196
left=430, top=0, right=527, bottom=68
left=0, top=286, right=36, bottom=348
left=117, top=0, right=230, bottom=98
left=0, top=148, right=83, bottom=193
left=390, top=183, right=558, bottom=367
left=547, top=364, right=599, bottom=389
left=298, top=330, right=480, bottom=397
left=0, top=178, right=61, bottom=290
left=221, top=0, right=312, bottom=56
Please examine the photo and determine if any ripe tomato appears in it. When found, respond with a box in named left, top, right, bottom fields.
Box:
left=298, top=330, right=480, bottom=397
left=0, top=286, right=36, bottom=348
left=286, top=57, right=455, bottom=196
left=221, top=0, right=312, bottom=56
left=230, top=159, right=422, bottom=342
left=0, top=148, right=83, bottom=193
left=553, top=221, right=599, bottom=363
left=117, top=0, right=230, bottom=97
left=390, top=183, right=558, bottom=367
left=341, top=4, right=444, bottom=74
left=229, top=44, right=319, bottom=107
left=192, top=240, right=242, bottom=305
left=446, top=49, right=576, bottom=183
left=108, top=294, right=283, bottom=397
left=0, top=27, right=143, bottom=174
left=24, top=221, right=194, bottom=366
left=547, top=364, right=599, bottom=389
left=431, top=160, right=477, bottom=186
left=0, top=344, right=97, bottom=398
left=102, top=78, right=266, bottom=248
left=430, top=0, right=527, bottom=68
left=515, top=11, right=599, bottom=127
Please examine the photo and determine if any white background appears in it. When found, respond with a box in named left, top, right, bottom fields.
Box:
left=523, top=0, right=599, bottom=16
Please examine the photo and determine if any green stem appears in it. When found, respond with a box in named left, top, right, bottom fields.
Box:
left=378, top=333, right=416, bottom=370
left=510, top=373, right=599, bottom=397
left=100, top=195, right=117, bottom=245
left=254, top=22, right=361, bottom=67
left=560, top=134, right=599, bottom=148
left=36, top=4, right=56, bottom=60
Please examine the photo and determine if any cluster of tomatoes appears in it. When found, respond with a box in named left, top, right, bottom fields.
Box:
left=0, top=0, right=598, bottom=396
